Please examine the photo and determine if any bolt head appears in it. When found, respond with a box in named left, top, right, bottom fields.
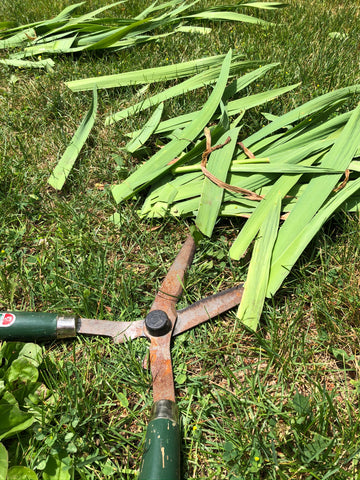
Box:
left=145, top=310, right=171, bottom=337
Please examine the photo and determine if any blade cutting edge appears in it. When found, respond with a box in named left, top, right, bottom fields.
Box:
left=76, top=318, right=145, bottom=342
left=173, top=284, right=244, bottom=336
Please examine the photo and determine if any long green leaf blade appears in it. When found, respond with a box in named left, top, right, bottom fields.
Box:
left=0, top=58, right=55, bottom=70
left=227, top=83, right=300, bottom=116
left=241, top=2, right=287, bottom=9
left=185, top=11, right=271, bottom=26
left=53, top=2, right=125, bottom=31
left=66, top=54, right=231, bottom=92
left=111, top=49, right=233, bottom=204
left=196, top=127, right=240, bottom=236
left=229, top=153, right=324, bottom=260
left=48, top=89, right=97, bottom=190
left=125, top=103, right=164, bottom=154
left=85, top=18, right=149, bottom=50
left=105, top=60, right=256, bottom=124
left=230, top=163, right=341, bottom=174
left=236, top=192, right=281, bottom=330
left=267, top=177, right=360, bottom=296
left=244, top=85, right=360, bottom=148
left=51, top=2, right=85, bottom=21
left=267, top=102, right=360, bottom=294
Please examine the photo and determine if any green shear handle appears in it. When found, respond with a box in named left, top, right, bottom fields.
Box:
left=0, top=312, right=75, bottom=341
left=138, top=400, right=180, bottom=480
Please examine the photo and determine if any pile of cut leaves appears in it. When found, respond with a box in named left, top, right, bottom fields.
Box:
left=49, top=50, right=296, bottom=189
left=108, top=51, right=360, bottom=330
left=0, top=0, right=285, bottom=70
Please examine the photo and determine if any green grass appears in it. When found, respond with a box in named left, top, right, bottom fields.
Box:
left=0, top=0, right=360, bottom=478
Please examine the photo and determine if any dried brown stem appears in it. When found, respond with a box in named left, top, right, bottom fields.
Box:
left=200, top=128, right=263, bottom=201
left=333, top=169, right=350, bottom=193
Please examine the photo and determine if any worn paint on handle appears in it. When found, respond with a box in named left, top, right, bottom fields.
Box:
left=138, top=417, right=180, bottom=480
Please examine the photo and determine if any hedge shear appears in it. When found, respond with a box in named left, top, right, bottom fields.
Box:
left=0, top=235, right=243, bottom=479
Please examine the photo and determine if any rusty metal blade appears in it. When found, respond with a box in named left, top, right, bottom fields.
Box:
left=150, top=235, right=196, bottom=312
left=76, top=318, right=145, bottom=343
left=173, top=284, right=244, bottom=336
left=146, top=235, right=195, bottom=402
left=76, top=284, right=243, bottom=342
left=149, top=335, right=175, bottom=402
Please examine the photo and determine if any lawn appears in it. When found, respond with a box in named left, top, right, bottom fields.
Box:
left=0, top=0, right=360, bottom=479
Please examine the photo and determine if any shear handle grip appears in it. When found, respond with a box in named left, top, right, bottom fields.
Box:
left=138, top=400, right=180, bottom=480
left=0, top=312, right=76, bottom=342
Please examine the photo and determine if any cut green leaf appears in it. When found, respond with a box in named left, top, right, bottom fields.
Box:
left=66, top=53, right=237, bottom=92
left=267, top=103, right=360, bottom=294
left=196, top=127, right=240, bottom=236
left=112, top=49, right=233, bottom=204
left=0, top=58, right=55, bottom=71
left=105, top=58, right=257, bottom=124
left=48, top=88, right=97, bottom=190
left=236, top=192, right=281, bottom=330
left=125, top=103, right=164, bottom=154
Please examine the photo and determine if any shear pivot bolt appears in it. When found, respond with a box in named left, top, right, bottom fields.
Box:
left=145, top=310, right=171, bottom=336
